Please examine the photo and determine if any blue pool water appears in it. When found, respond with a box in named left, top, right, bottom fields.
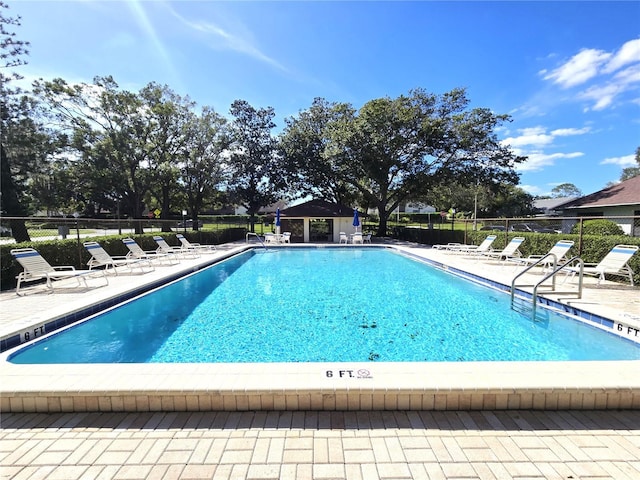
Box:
left=8, top=247, right=640, bottom=364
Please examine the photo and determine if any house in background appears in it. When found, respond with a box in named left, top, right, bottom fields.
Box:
left=557, top=175, right=640, bottom=236
left=279, top=199, right=359, bottom=243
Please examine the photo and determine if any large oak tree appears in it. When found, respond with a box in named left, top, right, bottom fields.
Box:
left=281, top=88, right=525, bottom=236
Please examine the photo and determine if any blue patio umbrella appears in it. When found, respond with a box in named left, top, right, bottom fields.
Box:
left=352, top=209, right=360, bottom=231
left=275, top=208, right=281, bottom=234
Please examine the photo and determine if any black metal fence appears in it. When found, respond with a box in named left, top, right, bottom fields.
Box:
left=0, top=215, right=271, bottom=244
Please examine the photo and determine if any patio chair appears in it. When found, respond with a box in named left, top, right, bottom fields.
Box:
left=363, top=233, right=372, bottom=244
left=508, top=239, right=574, bottom=272
left=282, top=232, right=291, bottom=243
left=339, top=232, right=348, bottom=244
left=153, top=235, right=199, bottom=258
left=176, top=233, right=217, bottom=252
left=84, top=241, right=154, bottom=275
left=11, top=247, right=108, bottom=295
left=264, top=233, right=278, bottom=244
left=476, top=237, right=525, bottom=262
left=565, top=244, right=638, bottom=286
left=122, top=238, right=178, bottom=265
left=352, top=232, right=364, bottom=244
left=436, top=235, right=497, bottom=254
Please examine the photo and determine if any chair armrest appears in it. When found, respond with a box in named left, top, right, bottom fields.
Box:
left=52, top=266, right=76, bottom=271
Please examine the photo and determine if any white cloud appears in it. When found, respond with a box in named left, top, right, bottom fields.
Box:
left=603, top=38, right=640, bottom=73
left=578, top=83, right=624, bottom=111
left=541, top=38, right=640, bottom=111
left=515, top=151, right=584, bottom=172
left=502, top=125, right=587, bottom=172
left=502, top=125, right=589, bottom=148
left=543, top=48, right=611, bottom=88
left=600, top=154, right=636, bottom=166
left=168, top=6, right=289, bottom=73
left=502, top=126, right=553, bottom=147
left=550, top=127, right=591, bottom=136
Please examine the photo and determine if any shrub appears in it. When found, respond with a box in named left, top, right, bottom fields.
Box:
left=570, top=219, right=625, bottom=236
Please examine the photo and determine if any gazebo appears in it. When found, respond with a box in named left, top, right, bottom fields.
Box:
left=279, top=199, right=360, bottom=243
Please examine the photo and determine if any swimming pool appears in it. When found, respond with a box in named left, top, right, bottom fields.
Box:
left=8, top=247, right=640, bottom=364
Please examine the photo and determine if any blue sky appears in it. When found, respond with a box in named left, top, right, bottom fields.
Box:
left=10, top=0, right=640, bottom=198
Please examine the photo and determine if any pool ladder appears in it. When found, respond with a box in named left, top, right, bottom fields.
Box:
left=245, top=232, right=267, bottom=250
left=511, top=254, right=584, bottom=319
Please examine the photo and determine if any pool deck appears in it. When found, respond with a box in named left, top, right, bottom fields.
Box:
left=1, top=241, right=639, bottom=479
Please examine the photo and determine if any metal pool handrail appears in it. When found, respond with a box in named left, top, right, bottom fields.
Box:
left=511, top=254, right=584, bottom=318
left=245, top=232, right=267, bottom=250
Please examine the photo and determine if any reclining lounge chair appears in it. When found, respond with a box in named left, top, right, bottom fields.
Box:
left=508, top=239, right=574, bottom=272
left=122, top=238, right=178, bottom=265
left=434, top=235, right=497, bottom=254
left=153, top=235, right=199, bottom=259
left=176, top=233, right=217, bottom=252
left=84, top=241, right=154, bottom=275
left=566, top=244, right=638, bottom=286
left=476, top=237, right=525, bottom=262
left=11, top=247, right=108, bottom=295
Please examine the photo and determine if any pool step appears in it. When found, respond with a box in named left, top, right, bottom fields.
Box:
left=511, top=295, right=550, bottom=323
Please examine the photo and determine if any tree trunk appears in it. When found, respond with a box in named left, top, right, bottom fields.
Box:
left=376, top=215, right=388, bottom=237
left=132, top=196, right=145, bottom=235
left=160, top=185, right=172, bottom=233
left=0, top=144, right=31, bottom=242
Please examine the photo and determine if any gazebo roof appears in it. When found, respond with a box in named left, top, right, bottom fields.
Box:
left=280, top=199, right=355, bottom=217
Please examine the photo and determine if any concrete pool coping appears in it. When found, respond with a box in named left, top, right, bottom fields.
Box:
left=1, top=241, right=639, bottom=412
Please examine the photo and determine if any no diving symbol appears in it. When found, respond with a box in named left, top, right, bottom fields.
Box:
left=357, top=369, right=372, bottom=379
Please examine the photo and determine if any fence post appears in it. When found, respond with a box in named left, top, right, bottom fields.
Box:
left=74, top=215, right=83, bottom=268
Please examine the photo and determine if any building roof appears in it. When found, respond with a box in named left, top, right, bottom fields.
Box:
left=280, top=199, right=355, bottom=217
left=534, top=197, right=578, bottom=211
left=558, top=175, right=640, bottom=209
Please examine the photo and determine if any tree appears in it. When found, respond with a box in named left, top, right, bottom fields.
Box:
left=619, top=146, right=640, bottom=181
left=488, top=185, right=536, bottom=217
left=282, top=88, right=524, bottom=236
left=227, top=100, right=282, bottom=231
left=139, top=83, right=194, bottom=231
left=419, top=180, right=521, bottom=219
left=0, top=1, right=34, bottom=241
left=279, top=98, right=360, bottom=206
left=181, top=106, right=230, bottom=226
left=34, top=76, right=157, bottom=233
left=551, top=182, right=582, bottom=198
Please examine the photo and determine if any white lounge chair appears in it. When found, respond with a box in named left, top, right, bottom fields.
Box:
left=566, top=244, right=638, bottom=286
left=363, top=233, right=372, bottom=244
left=264, top=233, right=278, bottom=244
left=477, top=237, right=525, bottom=262
left=281, top=232, right=291, bottom=243
left=176, top=233, right=217, bottom=252
left=339, top=232, right=348, bottom=244
left=11, top=247, right=108, bottom=295
left=153, top=235, right=199, bottom=258
left=352, top=232, right=364, bottom=244
left=122, top=238, right=178, bottom=265
left=509, top=239, right=574, bottom=272
left=436, top=235, right=497, bottom=254
left=84, top=241, right=154, bottom=275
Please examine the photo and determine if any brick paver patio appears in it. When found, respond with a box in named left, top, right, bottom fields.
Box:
left=2, top=409, right=639, bottom=479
